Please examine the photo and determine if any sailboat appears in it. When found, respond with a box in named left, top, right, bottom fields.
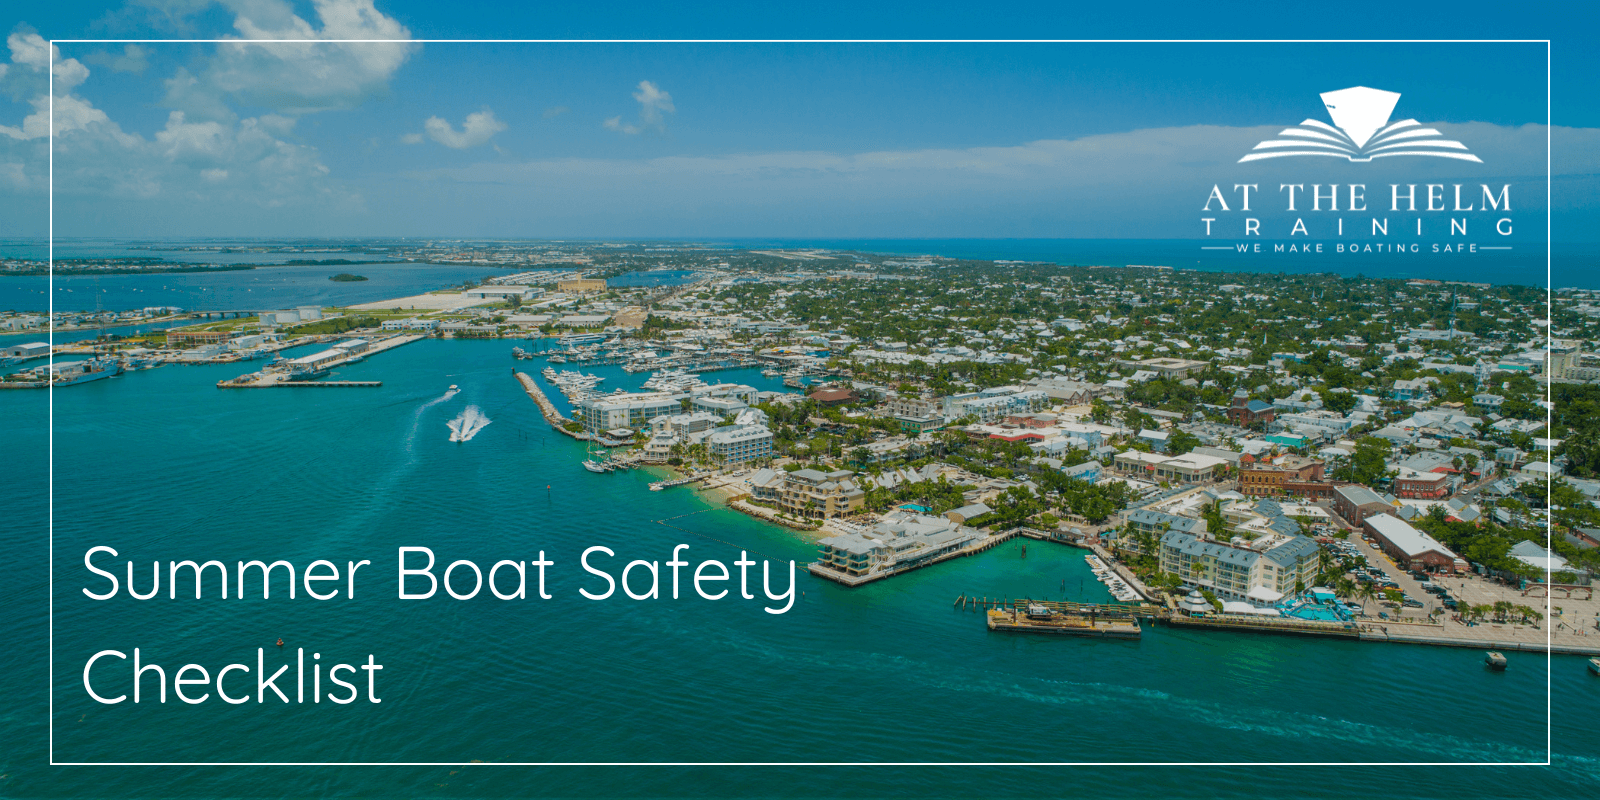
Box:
left=582, top=441, right=612, bottom=473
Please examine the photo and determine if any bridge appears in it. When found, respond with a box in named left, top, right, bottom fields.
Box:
left=187, top=310, right=260, bottom=320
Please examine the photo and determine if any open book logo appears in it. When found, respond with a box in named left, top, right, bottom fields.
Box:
left=1239, top=86, right=1482, bottom=163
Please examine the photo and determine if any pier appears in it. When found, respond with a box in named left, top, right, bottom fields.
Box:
left=985, top=604, right=1143, bottom=639
left=217, top=333, right=422, bottom=388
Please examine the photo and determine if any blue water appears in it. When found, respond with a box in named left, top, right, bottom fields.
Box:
left=3, top=339, right=1597, bottom=796
left=0, top=263, right=520, bottom=314
left=607, top=270, right=700, bottom=287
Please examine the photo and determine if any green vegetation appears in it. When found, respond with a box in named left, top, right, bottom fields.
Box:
left=329, top=273, right=369, bottom=282
left=289, top=315, right=379, bottom=335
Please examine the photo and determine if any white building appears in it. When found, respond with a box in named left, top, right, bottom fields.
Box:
left=706, top=425, right=774, bottom=464
left=575, top=391, right=680, bottom=435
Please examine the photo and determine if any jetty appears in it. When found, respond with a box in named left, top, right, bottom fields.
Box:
left=513, top=370, right=587, bottom=439
left=985, top=603, right=1143, bottom=639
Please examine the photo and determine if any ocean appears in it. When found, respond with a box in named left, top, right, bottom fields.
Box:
left=3, top=339, right=1597, bottom=797
left=2, top=238, right=1591, bottom=320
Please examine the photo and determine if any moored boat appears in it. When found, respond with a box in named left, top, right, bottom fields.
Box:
left=1485, top=651, right=1507, bottom=671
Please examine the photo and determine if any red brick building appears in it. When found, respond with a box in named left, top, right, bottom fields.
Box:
left=1227, top=389, right=1276, bottom=426
left=1238, top=455, right=1334, bottom=498
left=1392, top=468, right=1450, bottom=500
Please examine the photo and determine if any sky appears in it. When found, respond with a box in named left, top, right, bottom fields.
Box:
left=0, top=1, right=1596, bottom=241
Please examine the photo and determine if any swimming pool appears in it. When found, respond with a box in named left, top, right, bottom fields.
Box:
left=1281, top=602, right=1349, bottom=622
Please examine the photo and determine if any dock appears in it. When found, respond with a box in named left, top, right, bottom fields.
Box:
left=1161, top=613, right=1360, bottom=639
left=985, top=604, right=1143, bottom=638
left=218, top=333, right=422, bottom=388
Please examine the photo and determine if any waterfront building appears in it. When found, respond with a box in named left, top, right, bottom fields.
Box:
left=380, top=318, right=440, bottom=331
left=944, top=503, right=992, bottom=525
left=641, top=432, right=677, bottom=463
left=1362, top=514, right=1467, bottom=572
left=691, top=395, right=749, bottom=419
left=1120, top=509, right=1208, bottom=555
left=575, top=391, right=680, bottom=435
left=3, top=341, right=50, bottom=358
left=775, top=468, right=865, bottom=519
left=166, top=329, right=230, bottom=346
left=815, top=511, right=981, bottom=578
left=464, top=285, right=539, bottom=300
left=706, top=425, right=774, bottom=465
left=1158, top=529, right=1321, bottom=602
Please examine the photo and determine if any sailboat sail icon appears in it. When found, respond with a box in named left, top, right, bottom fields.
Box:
left=1239, top=86, right=1482, bottom=163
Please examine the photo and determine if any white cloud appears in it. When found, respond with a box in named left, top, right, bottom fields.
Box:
left=422, top=109, right=507, bottom=149
left=400, top=132, right=423, bottom=145
left=0, top=33, right=108, bottom=141
left=605, top=80, right=674, bottom=135
left=163, top=0, right=417, bottom=118
left=85, top=44, right=151, bottom=74
left=398, top=121, right=1593, bottom=237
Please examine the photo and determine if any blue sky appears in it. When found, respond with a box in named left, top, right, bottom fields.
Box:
left=0, top=1, right=1595, bottom=240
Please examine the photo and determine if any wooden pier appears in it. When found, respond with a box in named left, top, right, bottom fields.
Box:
left=986, top=605, right=1143, bottom=639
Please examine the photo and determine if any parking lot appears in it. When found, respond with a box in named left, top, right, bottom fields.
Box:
left=1337, top=535, right=1600, bottom=650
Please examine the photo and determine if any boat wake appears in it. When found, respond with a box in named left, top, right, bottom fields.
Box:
left=447, top=405, right=492, bottom=442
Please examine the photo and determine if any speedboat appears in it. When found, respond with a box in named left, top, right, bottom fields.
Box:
left=1589, top=657, right=1600, bottom=676
left=449, top=384, right=458, bottom=391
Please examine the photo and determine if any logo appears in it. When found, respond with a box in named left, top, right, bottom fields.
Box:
left=1239, top=86, right=1481, bottom=164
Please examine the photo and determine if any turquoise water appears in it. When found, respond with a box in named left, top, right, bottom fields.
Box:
left=4, top=340, right=1599, bottom=796
left=0, top=263, right=526, bottom=314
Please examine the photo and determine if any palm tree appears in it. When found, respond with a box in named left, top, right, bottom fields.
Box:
left=1354, top=583, right=1376, bottom=612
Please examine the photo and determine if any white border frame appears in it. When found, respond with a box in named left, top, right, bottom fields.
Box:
left=45, top=37, right=1556, bottom=768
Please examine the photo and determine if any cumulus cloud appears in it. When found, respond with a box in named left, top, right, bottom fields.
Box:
left=160, top=0, right=417, bottom=120
left=605, top=80, right=674, bottom=135
left=422, top=109, right=507, bottom=149
left=0, top=23, right=353, bottom=220
left=0, top=33, right=110, bottom=141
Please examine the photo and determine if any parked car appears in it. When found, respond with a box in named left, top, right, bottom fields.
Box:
left=1403, top=599, right=1425, bottom=608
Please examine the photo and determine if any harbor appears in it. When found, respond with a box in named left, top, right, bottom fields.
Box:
left=216, top=333, right=424, bottom=387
